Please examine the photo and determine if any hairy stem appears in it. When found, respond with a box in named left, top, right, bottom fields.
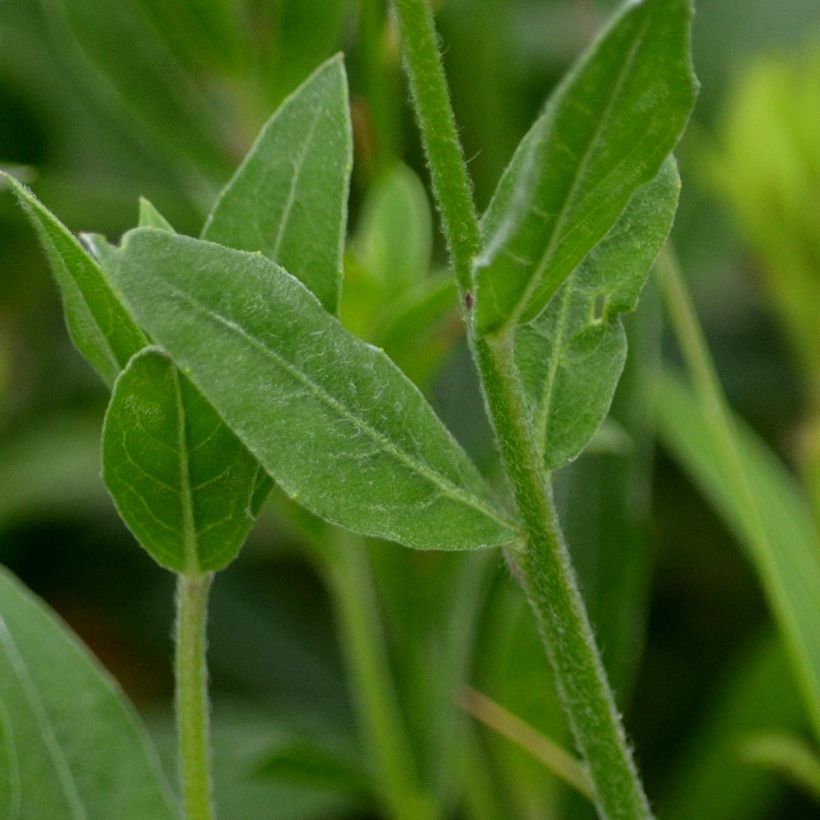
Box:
left=325, top=537, right=436, bottom=820
left=392, top=0, right=651, bottom=815
left=175, top=573, right=215, bottom=820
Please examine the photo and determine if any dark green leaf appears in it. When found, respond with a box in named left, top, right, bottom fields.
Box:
left=0, top=565, right=175, bottom=818
left=203, top=55, right=352, bottom=314
left=517, top=158, right=679, bottom=469
left=102, top=347, right=270, bottom=573
left=473, top=0, right=697, bottom=335
left=1, top=173, right=146, bottom=385
left=112, top=230, right=516, bottom=551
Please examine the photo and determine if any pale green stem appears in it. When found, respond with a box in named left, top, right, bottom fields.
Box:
left=324, top=537, right=436, bottom=820
left=392, top=0, right=651, bottom=816
left=175, top=573, right=215, bottom=820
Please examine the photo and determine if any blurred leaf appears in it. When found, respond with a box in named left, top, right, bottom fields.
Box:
left=138, top=197, right=175, bottom=232
left=351, top=162, right=433, bottom=297
left=0, top=565, right=175, bottom=818
left=203, top=55, right=352, bottom=315
left=43, top=0, right=231, bottom=177
left=2, top=173, right=146, bottom=385
left=0, top=700, right=19, bottom=818
left=663, top=632, right=805, bottom=820
left=740, top=732, right=820, bottom=804
left=656, top=371, right=820, bottom=740
left=255, top=738, right=373, bottom=800
left=102, top=348, right=270, bottom=573
left=473, top=0, right=697, bottom=336
left=516, top=157, right=679, bottom=469
left=111, top=230, right=516, bottom=551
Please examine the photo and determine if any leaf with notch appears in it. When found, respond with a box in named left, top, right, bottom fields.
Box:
left=102, top=347, right=271, bottom=573
left=111, top=229, right=516, bottom=551
left=517, top=157, right=679, bottom=469
left=1, top=173, right=146, bottom=386
left=138, top=197, right=175, bottom=231
left=202, top=55, right=352, bottom=315
left=473, top=0, right=697, bottom=336
left=0, top=565, right=175, bottom=818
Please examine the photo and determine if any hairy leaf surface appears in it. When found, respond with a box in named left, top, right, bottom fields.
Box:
left=518, top=158, right=679, bottom=469
left=103, top=348, right=270, bottom=573
left=112, top=230, right=516, bottom=551
left=0, top=566, right=175, bottom=818
left=203, top=55, right=352, bottom=314
left=2, top=174, right=146, bottom=385
left=657, top=372, right=820, bottom=742
left=473, top=0, right=697, bottom=335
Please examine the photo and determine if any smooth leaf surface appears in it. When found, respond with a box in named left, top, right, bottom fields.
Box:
left=103, top=347, right=270, bottom=573
left=517, top=158, right=679, bottom=469
left=202, top=55, right=352, bottom=314
left=138, top=197, right=175, bottom=231
left=656, top=372, right=820, bottom=741
left=351, top=162, right=433, bottom=296
left=2, top=173, right=146, bottom=385
left=473, top=0, right=697, bottom=335
left=112, top=230, right=516, bottom=551
left=0, top=565, right=175, bottom=818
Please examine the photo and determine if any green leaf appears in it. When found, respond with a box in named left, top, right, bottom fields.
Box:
left=517, top=158, right=679, bottom=469
left=202, top=55, right=352, bottom=315
left=0, top=565, right=175, bottom=818
left=352, top=162, right=433, bottom=296
left=656, top=372, right=820, bottom=741
left=138, top=197, right=175, bottom=231
left=102, top=347, right=271, bottom=573
left=740, top=732, right=820, bottom=804
left=111, top=230, right=516, bottom=551
left=473, top=0, right=697, bottom=336
left=1, top=173, right=146, bottom=385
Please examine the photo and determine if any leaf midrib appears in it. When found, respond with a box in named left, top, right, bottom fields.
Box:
left=498, top=6, right=652, bottom=333
left=0, top=617, right=88, bottom=819
left=158, top=280, right=514, bottom=534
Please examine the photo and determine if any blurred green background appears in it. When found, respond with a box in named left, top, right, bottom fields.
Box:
left=2, top=0, right=820, bottom=817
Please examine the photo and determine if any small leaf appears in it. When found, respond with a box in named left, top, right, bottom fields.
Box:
left=0, top=565, right=175, bottom=818
left=102, top=347, right=270, bottom=573
left=112, top=230, right=516, bottom=551
left=473, top=0, right=697, bottom=336
left=138, top=197, right=175, bottom=231
left=656, top=372, right=820, bottom=742
left=740, top=732, right=820, bottom=804
left=1, top=173, right=146, bottom=385
left=518, top=158, right=679, bottom=469
left=351, top=162, right=433, bottom=295
left=202, top=55, right=352, bottom=315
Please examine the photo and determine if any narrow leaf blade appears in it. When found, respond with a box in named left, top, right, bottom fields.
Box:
left=202, top=55, right=352, bottom=314
left=518, top=158, right=679, bottom=468
left=474, top=0, right=697, bottom=335
left=0, top=566, right=175, bottom=818
left=656, top=372, right=820, bottom=741
left=112, top=230, right=515, bottom=551
left=2, top=173, right=146, bottom=385
left=102, top=347, right=270, bottom=573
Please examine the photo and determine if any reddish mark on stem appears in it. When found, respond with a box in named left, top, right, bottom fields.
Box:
left=464, top=291, right=474, bottom=311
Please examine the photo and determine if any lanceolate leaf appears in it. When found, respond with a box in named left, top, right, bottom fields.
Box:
left=112, top=230, right=516, bottom=551
left=103, top=348, right=271, bottom=573
left=202, top=55, right=352, bottom=314
left=1, top=173, right=146, bottom=386
left=517, top=158, right=679, bottom=469
left=0, top=565, right=175, bottom=818
left=473, top=0, right=697, bottom=336
left=656, top=372, right=820, bottom=742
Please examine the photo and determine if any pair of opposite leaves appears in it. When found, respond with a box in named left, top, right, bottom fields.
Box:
left=8, top=0, right=696, bottom=575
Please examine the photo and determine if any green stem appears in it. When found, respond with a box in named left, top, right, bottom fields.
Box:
left=324, top=537, right=435, bottom=820
left=175, top=573, right=215, bottom=820
left=392, top=0, right=651, bottom=815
